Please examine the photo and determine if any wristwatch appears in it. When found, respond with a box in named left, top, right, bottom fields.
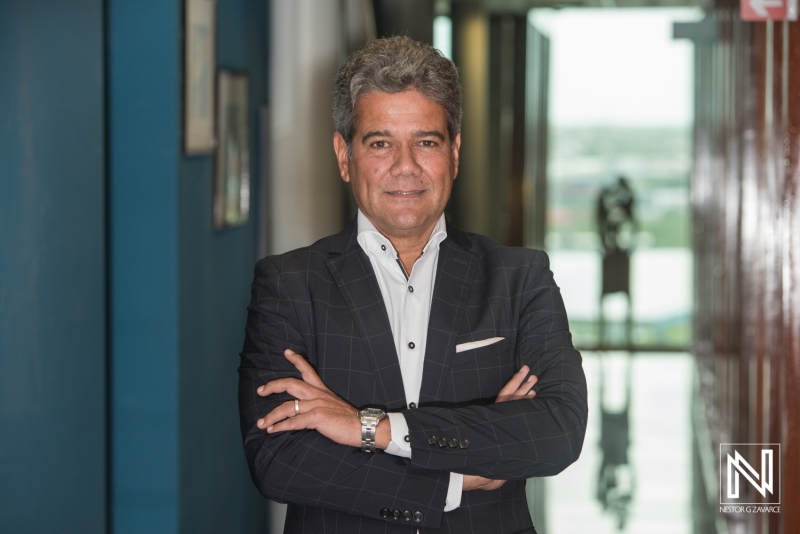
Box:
left=357, top=407, right=387, bottom=452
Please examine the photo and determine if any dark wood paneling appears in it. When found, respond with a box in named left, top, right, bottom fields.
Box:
left=694, top=10, right=800, bottom=533
left=781, top=19, right=800, bottom=534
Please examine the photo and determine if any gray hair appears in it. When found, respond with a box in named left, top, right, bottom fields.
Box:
left=333, top=36, right=462, bottom=151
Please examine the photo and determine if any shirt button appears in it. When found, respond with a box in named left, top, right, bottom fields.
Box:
left=381, top=245, right=386, bottom=251
left=404, top=435, right=410, bottom=442
left=408, top=342, right=415, bottom=349
left=409, top=402, right=417, bottom=408
left=413, top=511, right=424, bottom=522
left=408, top=285, right=414, bottom=292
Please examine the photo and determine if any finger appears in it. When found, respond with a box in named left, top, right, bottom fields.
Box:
left=284, top=349, right=327, bottom=389
left=258, top=399, right=297, bottom=429
left=258, top=398, right=325, bottom=429
left=497, top=366, right=529, bottom=396
left=497, top=366, right=530, bottom=397
left=513, top=374, right=539, bottom=396
left=267, top=411, right=313, bottom=433
left=258, top=377, right=315, bottom=399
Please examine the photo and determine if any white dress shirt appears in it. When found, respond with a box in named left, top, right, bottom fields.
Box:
left=356, top=209, right=463, bottom=513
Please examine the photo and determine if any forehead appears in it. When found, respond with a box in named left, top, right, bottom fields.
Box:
left=354, top=90, right=448, bottom=133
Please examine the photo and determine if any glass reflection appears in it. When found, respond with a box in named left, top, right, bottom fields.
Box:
left=545, top=352, right=694, bottom=533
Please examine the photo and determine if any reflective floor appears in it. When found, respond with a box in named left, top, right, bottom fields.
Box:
left=540, top=351, right=695, bottom=533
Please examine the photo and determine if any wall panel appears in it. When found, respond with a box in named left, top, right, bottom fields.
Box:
left=0, top=1, right=107, bottom=532
left=693, top=8, right=800, bottom=533
left=178, top=0, right=270, bottom=531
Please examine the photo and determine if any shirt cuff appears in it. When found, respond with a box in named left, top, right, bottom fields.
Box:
left=444, top=473, right=463, bottom=511
left=384, top=412, right=412, bottom=458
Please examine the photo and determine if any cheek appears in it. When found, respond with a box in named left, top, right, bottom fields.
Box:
left=421, top=160, right=453, bottom=187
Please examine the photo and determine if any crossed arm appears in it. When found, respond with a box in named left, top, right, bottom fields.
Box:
left=238, top=254, right=588, bottom=527
left=256, top=349, right=539, bottom=491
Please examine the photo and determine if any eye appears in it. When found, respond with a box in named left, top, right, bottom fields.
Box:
left=420, top=139, right=439, bottom=148
left=371, top=140, right=389, bottom=149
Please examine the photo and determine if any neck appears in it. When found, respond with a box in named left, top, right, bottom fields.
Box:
left=369, top=216, right=440, bottom=275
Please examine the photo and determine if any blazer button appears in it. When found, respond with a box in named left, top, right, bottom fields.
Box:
left=459, top=439, right=470, bottom=449
left=402, top=510, right=412, bottom=521
left=392, top=509, right=401, bottom=520
left=427, top=436, right=438, bottom=445
left=438, top=437, right=448, bottom=447
left=380, top=508, right=391, bottom=518
left=413, top=511, right=424, bottom=522
left=448, top=438, right=458, bottom=448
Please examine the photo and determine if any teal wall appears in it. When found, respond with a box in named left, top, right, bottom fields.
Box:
left=109, top=0, right=269, bottom=532
left=1, top=0, right=269, bottom=532
left=108, top=0, right=181, bottom=531
left=0, top=1, right=107, bottom=532
left=178, top=0, right=269, bottom=531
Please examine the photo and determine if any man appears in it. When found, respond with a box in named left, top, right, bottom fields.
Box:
left=239, top=36, right=587, bottom=533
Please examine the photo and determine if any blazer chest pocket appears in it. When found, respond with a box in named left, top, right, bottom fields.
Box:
left=451, top=336, right=513, bottom=368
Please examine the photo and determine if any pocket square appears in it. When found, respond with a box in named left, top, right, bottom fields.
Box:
left=455, top=337, right=505, bottom=353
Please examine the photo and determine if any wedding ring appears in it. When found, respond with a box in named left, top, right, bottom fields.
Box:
left=294, top=398, right=300, bottom=416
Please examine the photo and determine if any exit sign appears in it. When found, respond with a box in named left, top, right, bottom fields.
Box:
left=741, top=0, right=798, bottom=20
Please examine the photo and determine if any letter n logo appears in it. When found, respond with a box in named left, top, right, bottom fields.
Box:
left=719, top=444, right=781, bottom=505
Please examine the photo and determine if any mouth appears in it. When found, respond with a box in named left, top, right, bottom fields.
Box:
left=386, top=190, right=425, bottom=196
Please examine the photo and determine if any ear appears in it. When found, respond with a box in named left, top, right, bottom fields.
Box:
left=451, top=133, right=461, bottom=179
left=333, top=132, right=350, bottom=183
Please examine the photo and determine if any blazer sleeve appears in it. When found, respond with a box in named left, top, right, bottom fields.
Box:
left=401, top=250, right=589, bottom=480
left=238, top=257, right=451, bottom=528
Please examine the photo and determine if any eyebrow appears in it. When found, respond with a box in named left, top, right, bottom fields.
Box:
left=361, top=130, right=391, bottom=144
left=413, top=130, right=445, bottom=141
left=360, top=129, right=446, bottom=144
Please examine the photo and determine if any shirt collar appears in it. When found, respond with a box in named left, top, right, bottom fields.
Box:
left=356, top=209, right=447, bottom=259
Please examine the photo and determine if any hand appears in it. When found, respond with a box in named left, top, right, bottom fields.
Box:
left=495, top=364, right=538, bottom=402
left=463, top=475, right=507, bottom=491
left=256, top=349, right=363, bottom=448
left=463, top=365, right=538, bottom=491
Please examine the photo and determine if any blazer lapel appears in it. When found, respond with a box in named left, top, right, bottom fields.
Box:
left=418, top=226, right=476, bottom=405
left=326, top=221, right=407, bottom=409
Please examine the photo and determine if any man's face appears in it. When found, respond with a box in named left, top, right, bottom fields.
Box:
left=334, top=89, right=460, bottom=239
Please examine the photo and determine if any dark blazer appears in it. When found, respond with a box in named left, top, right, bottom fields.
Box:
left=238, top=219, right=588, bottom=534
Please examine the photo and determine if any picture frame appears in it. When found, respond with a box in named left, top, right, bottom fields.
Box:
left=213, top=70, right=250, bottom=229
left=184, top=0, right=217, bottom=154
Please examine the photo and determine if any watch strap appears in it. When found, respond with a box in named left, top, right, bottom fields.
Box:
left=359, top=408, right=386, bottom=453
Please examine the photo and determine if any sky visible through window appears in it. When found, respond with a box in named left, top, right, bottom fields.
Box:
left=532, top=8, right=702, bottom=127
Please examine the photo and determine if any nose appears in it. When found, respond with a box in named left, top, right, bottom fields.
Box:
left=390, top=142, right=423, bottom=178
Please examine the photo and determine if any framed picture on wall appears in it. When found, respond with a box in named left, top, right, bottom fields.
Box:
left=213, top=70, right=250, bottom=229
left=184, top=0, right=217, bottom=154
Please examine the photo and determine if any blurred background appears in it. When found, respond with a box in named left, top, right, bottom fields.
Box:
left=1, top=0, right=799, bottom=533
